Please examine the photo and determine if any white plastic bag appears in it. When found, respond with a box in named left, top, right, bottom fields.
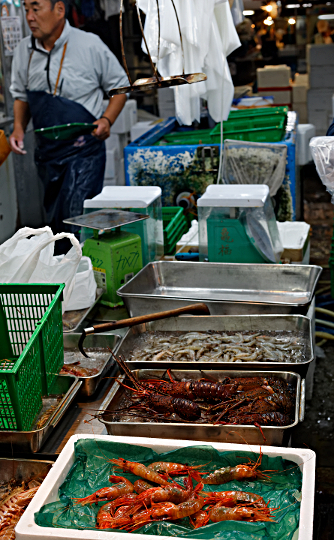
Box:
left=0, top=226, right=82, bottom=313
left=223, top=140, right=287, bottom=196
left=310, top=136, right=334, bottom=201
left=65, top=257, right=97, bottom=312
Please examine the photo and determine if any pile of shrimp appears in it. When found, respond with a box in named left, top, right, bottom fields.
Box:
left=129, top=331, right=305, bottom=363
left=72, top=457, right=276, bottom=531
left=0, top=478, right=43, bottom=540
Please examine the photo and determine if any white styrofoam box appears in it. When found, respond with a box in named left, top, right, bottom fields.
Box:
left=118, top=158, right=125, bottom=186
left=102, top=99, right=137, bottom=134
left=258, top=89, right=291, bottom=105
left=85, top=185, right=161, bottom=209
left=158, top=87, right=175, bottom=104
left=292, top=84, right=308, bottom=104
left=257, top=65, right=291, bottom=88
left=105, top=147, right=117, bottom=179
left=309, top=66, right=334, bottom=89
left=131, top=120, right=162, bottom=142
left=16, top=434, right=316, bottom=540
left=277, top=221, right=310, bottom=260
left=307, top=43, right=334, bottom=66
left=293, top=103, right=308, bottom=124
left=308, top=109, right=329, bottom=135
left=308, top=88, right=333, bottom=111
left=105, top=133, right=121, bottom=158
left=297, top=123, right=316, bottom=164
left=103, top=176, right=118, bottom=187
left=294, top=73, right=309, bottom=86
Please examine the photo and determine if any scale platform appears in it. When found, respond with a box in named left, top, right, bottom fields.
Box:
left=63, top=209, right=149, bottom=232
left=63, top=210, right=147, bottom=308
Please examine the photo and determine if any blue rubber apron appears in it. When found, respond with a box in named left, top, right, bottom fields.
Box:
left=26, top=42, right=105, bottom=242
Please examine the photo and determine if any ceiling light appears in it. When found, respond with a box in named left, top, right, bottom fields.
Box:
left=286, top=4, right=300, bottom=7
left=288, top=17, right=296, bottom=23
left=264, top=17, right=274, bottom=24
left=319, top=13, right=334, bottom=19
left=302, top=3, right=312, bottom=6
left=243, top=9, right=255, bottom=15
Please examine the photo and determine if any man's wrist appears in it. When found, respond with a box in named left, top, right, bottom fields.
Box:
left=100, top=116, right=112, bottom=128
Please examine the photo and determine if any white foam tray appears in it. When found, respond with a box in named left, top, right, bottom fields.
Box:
left=16, top=435, right=316, bottom=540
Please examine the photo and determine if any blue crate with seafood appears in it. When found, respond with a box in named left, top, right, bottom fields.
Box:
left=124, top=112, right=298, bottom=221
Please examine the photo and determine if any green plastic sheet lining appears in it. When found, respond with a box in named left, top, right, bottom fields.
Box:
left=35, top=439, right=302, bottom=540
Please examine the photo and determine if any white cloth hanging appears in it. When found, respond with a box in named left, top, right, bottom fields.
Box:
left=137, top=0, right=241, bottom=125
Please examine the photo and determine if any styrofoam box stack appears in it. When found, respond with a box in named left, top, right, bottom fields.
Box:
left=292, top=73, right=309, bottom=124
left=158, top=87, right=176, bottom=118
left=257, top=65, right=292, bottom=106
left=307, top=44, right=334, bottom=135
left=16, top=434, right=315, bottom=540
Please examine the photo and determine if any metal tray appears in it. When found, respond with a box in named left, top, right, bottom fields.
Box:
left=99, top=369, right=304, bottom=447
left=62, top=290, right=103, bottom=333
left=117, top=262, right=322, bottom=316
left=0, top=375, right=81, bottom=453
left=0, top=458, right=53, bottom=483
left=114, top=315, right=313, bottom=377
left=63, top=333, right=120, bottom=397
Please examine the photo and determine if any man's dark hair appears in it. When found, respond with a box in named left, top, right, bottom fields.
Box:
left=49, top=0, right=69, bottom=16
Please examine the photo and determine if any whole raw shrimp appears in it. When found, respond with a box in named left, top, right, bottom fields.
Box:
left=115, top=483, right=205, bottom=531
left=202, top=452, right=269, bottom=485
left=134, top=475, right=194, bottom=506
left=147, top=461, right=203, bottom=481
left=110, top=458, right=171, bottom=486
left=202, top=490, right=268, bottom=508
left=208, top=501, right=275, bottom=522
left=74, top=475, right=134, bottom=505
left=97, top=501, right=142, bottom=529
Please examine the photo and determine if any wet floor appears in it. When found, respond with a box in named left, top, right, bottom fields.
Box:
left=293, top=164, right=334, bottom=539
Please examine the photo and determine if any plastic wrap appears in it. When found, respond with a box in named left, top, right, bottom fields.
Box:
left=223, top=140, right=288, bottom=197
left=35, top=439, right=301, bottom=539
left=310, top=136, right=334, bottom=200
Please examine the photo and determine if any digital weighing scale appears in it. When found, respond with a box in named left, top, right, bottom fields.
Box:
left=63, top=210, right=148, bottom=307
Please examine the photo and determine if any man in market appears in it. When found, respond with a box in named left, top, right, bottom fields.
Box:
left=9, top=0, right=128, bottom=252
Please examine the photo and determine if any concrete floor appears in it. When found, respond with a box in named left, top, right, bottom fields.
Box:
left=292, top=164, right=334, bottom=539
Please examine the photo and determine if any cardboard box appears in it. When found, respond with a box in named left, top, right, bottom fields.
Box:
left=293, top=102, right=308, bottom=124
left=257, top=65, right=291, bottom=88
left=292, top=84, right=308, bottom=103
left=309, top=66, right=334, bottom=89
left=307, top=43, right=334, bottom=66
left=258, top=88, right=291, bottom=105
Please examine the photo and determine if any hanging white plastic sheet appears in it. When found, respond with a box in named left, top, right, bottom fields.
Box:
left=137, top=0, right=241, bottom=125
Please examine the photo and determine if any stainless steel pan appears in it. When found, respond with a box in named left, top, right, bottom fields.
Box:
left=99, top=369, right=304, bottom=447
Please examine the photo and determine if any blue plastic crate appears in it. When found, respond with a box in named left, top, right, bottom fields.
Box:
left=124, top=112, right=298, bottom=220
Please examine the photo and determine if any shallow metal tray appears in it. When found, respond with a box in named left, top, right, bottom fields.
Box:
left=62, top=290, right=103, bottom=333
left=114, top=315, right=313, bottom=377
left=99, top=369, right=304, bottom=447
left=0, top=458, right=53, bottom=483
left=0, top=375, right=81, bottom=453
left=63, top=333, right=120, bottom=397
left=117, top=262, right=322, bottom=316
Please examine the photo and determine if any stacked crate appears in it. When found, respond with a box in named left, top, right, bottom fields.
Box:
left=292, top=74, right=309, bottom=124
left=307, top=44, right=334, bottom=135
left=256, top=65, right=292, bottom=107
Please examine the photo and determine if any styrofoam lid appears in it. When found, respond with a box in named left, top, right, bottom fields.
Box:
left=84, top=186, right=162, bottom=209
left=197, top=184, right=270, bottom=207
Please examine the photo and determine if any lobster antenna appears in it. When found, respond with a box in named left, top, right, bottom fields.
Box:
left=109, top=349, right=142, bottom=390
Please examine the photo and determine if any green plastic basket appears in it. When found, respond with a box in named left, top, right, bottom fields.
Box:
left=163, top=207, right=189, bottom=254
left=160, top=129, right=213, bottom=146
left=0, top=283, right=65, bottom=430
left=210, top=114, right=286, bottom=144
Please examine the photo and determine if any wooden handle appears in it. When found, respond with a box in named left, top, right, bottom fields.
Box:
left=90, top=303, right=210, bottom=334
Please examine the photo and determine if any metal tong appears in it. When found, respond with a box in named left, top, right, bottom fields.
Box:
left=78, top=303, right=210, bottom=357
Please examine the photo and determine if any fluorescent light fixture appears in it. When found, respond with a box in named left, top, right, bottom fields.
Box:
left=286, top=4, right=300, bottom=7
left=302, top=3, right=312, bottom=6
left=243, top=9, right=255, bottom=15
left=261, top=4, right=273, bottom=11
left=319, top=13, right=334, bottom=19
left=288, top=17, right=296, bottom=23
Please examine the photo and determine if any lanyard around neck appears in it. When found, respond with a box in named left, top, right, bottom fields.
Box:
left=27, top=42, right=68, bottom=96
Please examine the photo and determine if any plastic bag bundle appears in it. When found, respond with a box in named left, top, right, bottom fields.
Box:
left=223, top=140, right=288, bottom=196
left=0, top=227, right=82, bottom=313
left=310, top=136, right=334, bottom=201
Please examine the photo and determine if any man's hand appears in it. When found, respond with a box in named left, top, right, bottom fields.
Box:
left=9, top=127, right=27, bottom=155
left=92, top=117, right=111, bottom=141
